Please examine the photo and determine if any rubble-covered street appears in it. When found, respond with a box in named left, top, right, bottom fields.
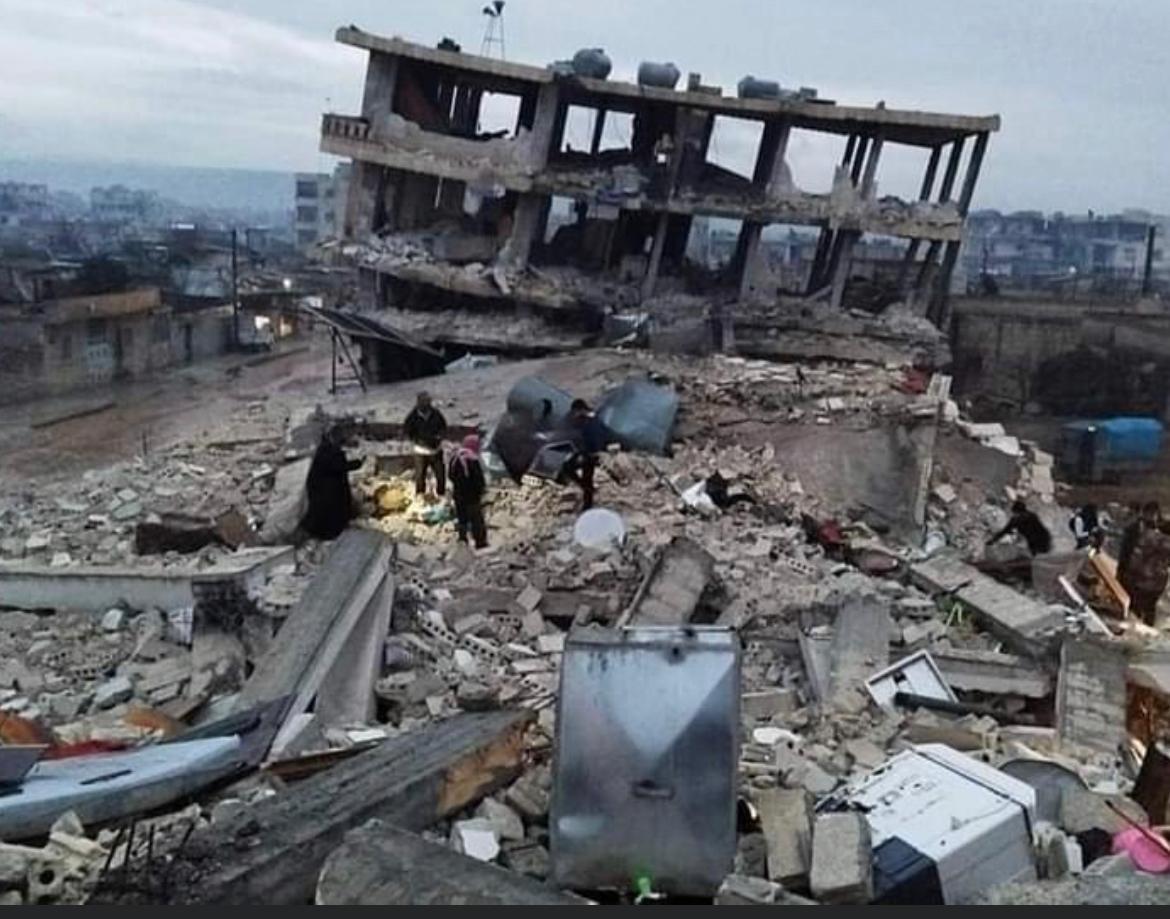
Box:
left=2, top=340, right=1170, bottom=906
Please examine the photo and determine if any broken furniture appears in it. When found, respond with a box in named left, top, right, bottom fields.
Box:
left=821, top=744, right=1037, bottom=904
left=551, top=626, right=740, bottom=897
left=865, top=651, right=957, bottom=712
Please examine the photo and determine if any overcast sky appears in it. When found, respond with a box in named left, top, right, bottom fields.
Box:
left=1, top=0, right=1166, bottom=214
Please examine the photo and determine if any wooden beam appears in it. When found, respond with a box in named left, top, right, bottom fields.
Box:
left=159, top=711, right=534, bottom=905
left=317, top=820, right=585, bottom=905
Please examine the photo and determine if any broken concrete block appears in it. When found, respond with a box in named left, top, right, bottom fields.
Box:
left=520, top=610, right=544, bottom=638
left=456, top=681, right=499, bottom=712
left=1059, top=788, right=1147, bottom=836
left=800, top=761, right=839, bottom=796
left=501, top=841, right=550, bottom=879
left=516, top=585, right=543, bottom=612
left=454, top=614, right=490, bottom=636
left=450, top=818, right=500, bottom=862
left=536, top=633, right=565, bottom=655
left=932, top=483, right=958, bottom=505
left=0, top=842, right=41, bottom=885
left=111, top=501, right=143, bottom=522
left=505, top=774, right=550, bottom=823
left=716, top=874, right=818, bottom=906
left=476, top=798, right=525, bottom=842
left=211, top=799, right=247, bottom=826
left=742, top=689, right=798, bottom=720
left=452, top=649, right=479, bottom=677
left=93, top=675, right=134, bottom=710
left=101, top=608, right=126, bottom=632
left=844, top=738, right=886, bottom=771
left=810, top=812, right=873, bottom=904
left=755, top=788, right=813, bottom=887
left=734, top=832, right=768, bottom=878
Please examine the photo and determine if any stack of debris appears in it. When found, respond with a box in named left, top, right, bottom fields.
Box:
left=4, top=348, right=1170, bottom=906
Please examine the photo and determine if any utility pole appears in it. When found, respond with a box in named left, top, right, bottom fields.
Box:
left=1143, top=224, right=1157, bottom=298
left=231, top=227, right=240, bottom=349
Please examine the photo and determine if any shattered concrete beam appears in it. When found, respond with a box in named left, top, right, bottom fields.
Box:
left=910, top=554, right=1066, bottom=658
left=237, top=529, right=392, bottom=748
left=165, top=711, right=534, bottom=905
left=0, top=547, right=294, bottom=613
left=316, top=819, right=585, bottom=905
left=619, top=536, right=715, bottom=627
left=931, top=647, right=1053, bottom=699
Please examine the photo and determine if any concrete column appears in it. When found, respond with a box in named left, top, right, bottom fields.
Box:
left=590, top=108, right=608, bottom=155
left=342, top=52, right=401, bottom=241
left=526, top=83, right=563, bottom=168
left=344, top=163, right=385, bottom=240
left=361, top=53, right=400, bottom=125
left=860, top=136, right=884, bottom=198
left=829, top=233, right=858, bottom=309
left=737, top=223, right=765, bottom=301
left=498, top=194, right=543, bottom=269
left=641, top=212, right=670, bottom=301
left=938, top=137, right=966, bottom=203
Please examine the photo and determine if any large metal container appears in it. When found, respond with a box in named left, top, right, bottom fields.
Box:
left=572, top=48, right=612, bottom=79
left=551, top=626, right=740, bottom=896
left=637, top=61, right=681, bottom=90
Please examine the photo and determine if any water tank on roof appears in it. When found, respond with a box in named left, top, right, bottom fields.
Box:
left=572, top=48, right=612, bottom=79
left=737, top=76, right=782, bottom=100
left=637, top=61, right=681, bottom=90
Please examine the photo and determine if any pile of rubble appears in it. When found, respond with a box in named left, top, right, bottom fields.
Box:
left=2, top=349, right=1170, bottom=905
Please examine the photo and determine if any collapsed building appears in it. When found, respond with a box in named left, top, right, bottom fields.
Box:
left=322, top=28, right=998, bottom=363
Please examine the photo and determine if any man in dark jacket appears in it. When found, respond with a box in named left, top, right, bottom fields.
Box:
left=448, top=434, right=488, bottom=549
left=301, top=428, right=362, bottom=540
left=987, top=500, right=1052, bottom=557
left=560, top=399, right=608, bottom=511
left=404, top=391, right=447, bottom=498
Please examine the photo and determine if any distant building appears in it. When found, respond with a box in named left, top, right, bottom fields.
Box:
left=0, top=183, right=50, bottom=228
left=960, top=209, right=1166, bottom=293
left=294, top=164, right=350, bottom=250
left=90, top=185, right=163, bottom=226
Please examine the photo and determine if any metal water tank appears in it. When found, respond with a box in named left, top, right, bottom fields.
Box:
left=572, top=48, right=612, bottom=79
left=737, top=76, right=782, bottom=100
left=637, top=61, right=681, bottom=89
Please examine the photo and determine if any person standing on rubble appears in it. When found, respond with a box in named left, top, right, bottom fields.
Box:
left=404, top=391, right=448, bottom=499
left=1120, top=502, right=1170, bottom=625
left=448, top=434, right=489, bottom=549
left=301, top=427, right=363, bottom=540
left=1119, top=502, right=1158, bottom=584
left=562, top=399, right=608, bottom=511
left=1070, top=503, right=1104, bottom=550
left=987, top=500, right=1052, bottom=557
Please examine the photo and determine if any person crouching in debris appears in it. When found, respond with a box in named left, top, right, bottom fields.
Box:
left=562, top=399, right=608, bottom=511
left=448, top=434, right=489, bottom=549
left=987, top=500, right=1052, bottom=557
left=301, top=428, right=363, bottom=540
left=404, top=391, right=447, bottom=499
left=1070, top=503, right=1104, bottom=550
left=1120, top=502, right=1170, bottom=626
